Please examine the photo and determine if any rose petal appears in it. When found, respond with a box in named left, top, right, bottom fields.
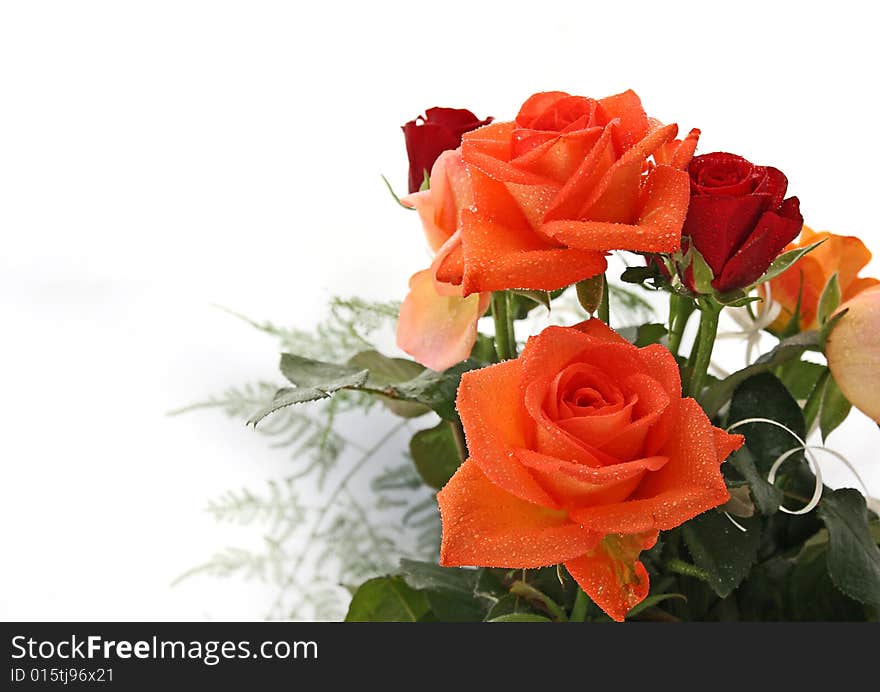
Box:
left=716, top=196, right=803, bottom=292
left=683, top=194, right=769, bottom=275
left=568, top=399, right=738, bottom=534
left=438, top=459, right=601, bottom=568
left=565, top=531, right=658, bottom=622
left=541, top=165, right=690, bottom=253
left=457, top=360, right=560, bottom=508
left=396, top=269, right=488, bottom=371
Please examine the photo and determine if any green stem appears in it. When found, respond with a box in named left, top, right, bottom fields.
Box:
left=448, top=419, right=467, bottom=462
left=664, top=558, right=710, bottom=582
left=492, top=291, right=517, bottom=361
left=667, top=293, right=695, bottom=357
left=598, top=275, right=610, bottom=324
left=802, top=368, right=830, bottom=433
left=509, top=581, right=568, bottom=622
left=686, top=300, right=721, bottom=398
left=570, top=588, right=589, bottom=622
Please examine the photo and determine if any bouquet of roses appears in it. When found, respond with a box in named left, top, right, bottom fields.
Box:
left=250, top=90, right=880, bottom=622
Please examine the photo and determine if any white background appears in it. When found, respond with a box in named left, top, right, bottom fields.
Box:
left=1, top=0, right=878, bottom=620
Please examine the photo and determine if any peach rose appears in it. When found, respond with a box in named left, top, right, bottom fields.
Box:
left=397, top=150, right=491, bottom=371
left=437, top=319, right=743, bottom=621
left=765, top=226, right=879, bottom=332
left=826, top=285, right=880, bottom=422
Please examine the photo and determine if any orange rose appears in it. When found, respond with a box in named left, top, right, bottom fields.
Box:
left=437, top=319, right=743, bottom=621
left=765, top=226, right=879, bottom=332
left=435, top=90, right=700, bottom=296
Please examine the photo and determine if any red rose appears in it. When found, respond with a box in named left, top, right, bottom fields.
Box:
left=682, top=152, right=803, bottom=292
left=402, top=108, right=493, bottom=193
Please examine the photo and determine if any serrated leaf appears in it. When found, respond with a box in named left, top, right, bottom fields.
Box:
left=575, top=275, right=604, bottom=315
left=700, top=330, right=821, bottom=416
left=818, top=489, right=880, bottom=606
left=280, top=353, right=367, bottom=389
left=398, top=560, right=491, bottom=622
left=753, top=239, right=826, bottom=285
left=245, top=386, right=331, bottom=426
left=511, top=289, right=551, bottom=312
left=728, top=372, right=806, bottom=475
left=817, top=272, right=841, bottom=325
left=389, top=360, right=482, bottom=421
left=626, top=593, right=687, bottom=619
left=409, top=422, right=462, bottom=489
left=819, top=374, right=852, bottom=441
left=682, top=511, right=762, bottom=598
left=788, top=544, right=866, bottom=621
left=348, top=350, right=430, bottom=418
left=486, top=613, right=552, bottom=622
left=344, top=576, right=430, bottom=622
left=728, top=447, right=781, bottom=515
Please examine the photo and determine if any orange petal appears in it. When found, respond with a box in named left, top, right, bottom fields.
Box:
left=565, top=531, right=658, bottom=622
left=540, top=165, right=689, bottom=253
left=396, top=269, right=487, bottom=371
left=458, top=206, right=608, bottom=295
left=569, top=399, right=736, bottom=535
left=597, top=89, right=650, bottom=152
left=457, top=360, right=560, bottom=508
left=438, top=459, right=601, bottom=568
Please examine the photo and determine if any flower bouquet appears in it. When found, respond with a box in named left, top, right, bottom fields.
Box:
left=245, top=90, right=880, bottom=622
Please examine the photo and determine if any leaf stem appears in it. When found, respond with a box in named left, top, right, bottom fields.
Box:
left=509, top=580, right=568, bottom=622
left=686, top=299, right=721, bottom=398
left=492, top=291, right=518, bottom=361
left=570, top=587, right=590, bottom=622
left=668, top=293, right=695, bottom=357
left=664, top=558, right=710, bottom=582
left=598, top=275, right=610, bottom=324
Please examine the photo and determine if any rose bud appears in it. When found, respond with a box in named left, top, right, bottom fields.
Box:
left=826, top=285, right=880, bottom=423
left=763, top=226, right=879, bottom=333
left=402, top=108, right=492, bottom=194
left=682, top=152, right=803, bottom=293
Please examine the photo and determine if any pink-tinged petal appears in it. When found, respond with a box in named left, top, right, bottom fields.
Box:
left=438, top=459, right=601, bottom=568
left=565, top=531, right=658, bottom=622
left=396, top=269, right=486, bottom=372
left=826, top=286, right=880, bottom=422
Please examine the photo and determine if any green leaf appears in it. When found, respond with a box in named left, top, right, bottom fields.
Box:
left=819, top=374, right=852, bottom=441
left=776, top=359, right=827, bottom=400
left=575, top=275, right=605, bottom=315
left=419, top=169, right=430, bottom=192
left=347, top=350, right=430, bottom=418
left=409, top=422, right=462, bottom=489
left=486, top=613, right=552, bottom=622
left=727, top=372, right=806, bottom=475
left=245, top=386, right=332, bottom=426
left=700, top=330, right=821, bottom=416
left=690, top=248, right=715, bottom=294
left=344, top=576, right=431, bottom=622
left=398, top=560, right=494, bottom=622
left=803, top=369, right=830, bottom=432
left=280, top=353, right=368, bottom=389
left=682, top=511, right=762, bottom=598
left=620, top=263, right=665, bottom=288
left=753, top=239, right=826, bottom=285
left=511, top=290, right=551, bottom=312
left=625, top=593, right=687, bottom=619
left=788, top=544, right=866, bottom=621
left=818, top=488, right=880, bottom=606
left=389, top=361, right=482, bottom=421
left=728, top=447, right=781, bottom=515
left=817, top=272, right=841, bottom=325
left=469, top=333, right=497, bottom=364
left=633, top=323, right=668, bottom=347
